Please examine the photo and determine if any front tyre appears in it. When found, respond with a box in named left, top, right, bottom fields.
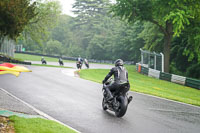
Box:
left=115, top=96, right=128, bottom=117
left=102, top=98, right=108, bottom=111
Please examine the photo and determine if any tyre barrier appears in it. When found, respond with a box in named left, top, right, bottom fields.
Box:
left=136, top=63, right=200, bottom=90
left=160, top=72, right=172, bottom=82
left=185, top=78, right=200, bottom=90
left=171, top=74, right=186, bottom=85
left=0, top=54, right=31, bottom=65
left=148, top=68, right=160, bottom=79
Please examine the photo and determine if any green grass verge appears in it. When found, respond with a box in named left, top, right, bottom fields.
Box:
left=10, top=115, right=77, bottom=133
left=14, top=53, right=75, bottom=62
left=32, top=64, right=72, bottom=68
left=79, top=65, right=200, bottom=106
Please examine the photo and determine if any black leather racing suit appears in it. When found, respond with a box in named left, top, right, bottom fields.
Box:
left=103, top=65, right=129, bottom=99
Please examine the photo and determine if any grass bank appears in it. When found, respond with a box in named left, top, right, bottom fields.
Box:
left=10, top=115, right=77, bottom=133
left=32, top=64, right=72, bottom=68
left=79, top=65, right=200, bottom=106
left=14, top=53, right=75, bottom=62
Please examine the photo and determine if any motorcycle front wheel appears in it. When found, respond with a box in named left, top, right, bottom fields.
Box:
left=102, top=98, right=108, bottom=111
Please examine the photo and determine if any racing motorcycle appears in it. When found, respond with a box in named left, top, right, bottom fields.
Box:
left=59, top=60, right=64, bottom=66
left=76, top=61, right=82, bottom=69
left=84, top=62, right=89, bottom=69
left=102, top=79, right=132, bottom=117
left=41, top=59, right=47, bottom=65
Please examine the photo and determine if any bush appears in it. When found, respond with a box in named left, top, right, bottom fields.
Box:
left=186, top=64, right=200, bottom=79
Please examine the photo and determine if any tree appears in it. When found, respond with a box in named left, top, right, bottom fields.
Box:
left=73, top=0, right=109, bottom=24
left=111, top=0, right=200, bottom=72
left=112, top=21, right=144, bottom=62
left=17, top=0, right=61, bottom=52
left=138, top=22, right=163, bottom=52
left=170, top=19, right=200, bottom=79
left=72, top=0, right=111, bottom=56
left=0, top=0, right=37, bottom=48
left=45, top=40, right=62, bottom=55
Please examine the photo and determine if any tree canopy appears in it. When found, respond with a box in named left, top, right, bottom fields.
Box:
left=16, top=0, right=62, bottom=52
left=111, top=0, right=200, bottom=72
left=0, top=0, right=37, bottom=39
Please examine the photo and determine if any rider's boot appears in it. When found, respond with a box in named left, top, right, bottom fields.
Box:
left=128, top=96, right=133, bottom=104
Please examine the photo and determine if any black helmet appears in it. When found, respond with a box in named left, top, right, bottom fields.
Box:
left=115, top=59, right=123, bottom=66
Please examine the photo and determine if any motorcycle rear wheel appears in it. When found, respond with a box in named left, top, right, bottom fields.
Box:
left=115, top=96, right=127, bottom=117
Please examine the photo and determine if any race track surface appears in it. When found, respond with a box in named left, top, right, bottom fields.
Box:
left=0, top=65, right=200, bottom=133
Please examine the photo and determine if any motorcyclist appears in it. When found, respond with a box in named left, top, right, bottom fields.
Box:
left=41, top=57, right=46, bottom=64
left=84, top=58, right=89, bottom=68
left=77, top=55, right=83, bottom=68
left=41, top=57, right=44, bottom=61
left=59, top=57, right=63, bottom=66
left=102, top=59, right=130, bottom=101
left=77, top=55, right=83, bottom=63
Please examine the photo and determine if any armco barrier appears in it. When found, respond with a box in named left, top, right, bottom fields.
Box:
left=148, top=68, right=160, bottom=79
left=160, top=72, right=172, bottom=81
left=185, top=78, right=200, bottom=90
left=141, top=66, right=149, bottom=75
left=136, top=63, right=200, bottom=90
left=136, top=63, right=139, bottom=72
left=171, top=74, right=186, bottom=85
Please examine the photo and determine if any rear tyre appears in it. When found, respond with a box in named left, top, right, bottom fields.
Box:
left=115, top=96, right=127, bottom=117
left=102, top=98, right=108, bottom=110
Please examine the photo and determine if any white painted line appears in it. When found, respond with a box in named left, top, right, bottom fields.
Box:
left=61, top=69, right=80, bottom=77
left=148, top=108, right=200, bottom=114
left=61, top=69, right=76, bottom=77
left=132, top=91, right=200, bottom=109
left=0, top=88, right=81, bottom=133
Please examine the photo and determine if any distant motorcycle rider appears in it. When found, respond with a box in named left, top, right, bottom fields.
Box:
left=102, top=59, right=130, bottom=101
left=59, top=57, right=63, bottom=66
left=76, top=55, right=83, bottom=69
left=84, top=58, right=89, bottom=68
left=77, top=55, right=83, bottom=64
left=41, top=57, right=47, bottom=64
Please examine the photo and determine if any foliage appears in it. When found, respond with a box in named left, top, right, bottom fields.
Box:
left=111, top=21, right=144, bottom=62
left=138, top=22, right=163, bottom=52
left=111, top=0, right=200, bottom=72
left=183, top=21, right=200, bottom=63
left=16, top=0, right=62, bottom=53
left=16, top=0, right=145, bottom=63
left=186, top=64, right=200, bottom=79
left=170, top=21, right=200, bottom=79
left=0, top=0, right=37, bottom=39
left=71, top=0, right=145, bottom=61
left=45, top=40, right=62, bottom=55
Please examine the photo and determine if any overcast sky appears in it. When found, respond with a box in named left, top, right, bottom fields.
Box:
left=58, top=0, right=115, bottom=17
left=59, top=0, right=75, bottom=16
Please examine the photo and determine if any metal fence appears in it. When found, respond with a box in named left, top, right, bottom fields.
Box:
left=140, top=48, right=164, bottom=72
left=0, top=36, right=15, bottom=57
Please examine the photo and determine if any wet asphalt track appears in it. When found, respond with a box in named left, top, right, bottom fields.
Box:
left=0, top=63, right=200, bottom=133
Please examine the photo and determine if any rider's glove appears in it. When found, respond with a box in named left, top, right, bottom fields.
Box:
left=102, top=80, right=106, bottom=84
